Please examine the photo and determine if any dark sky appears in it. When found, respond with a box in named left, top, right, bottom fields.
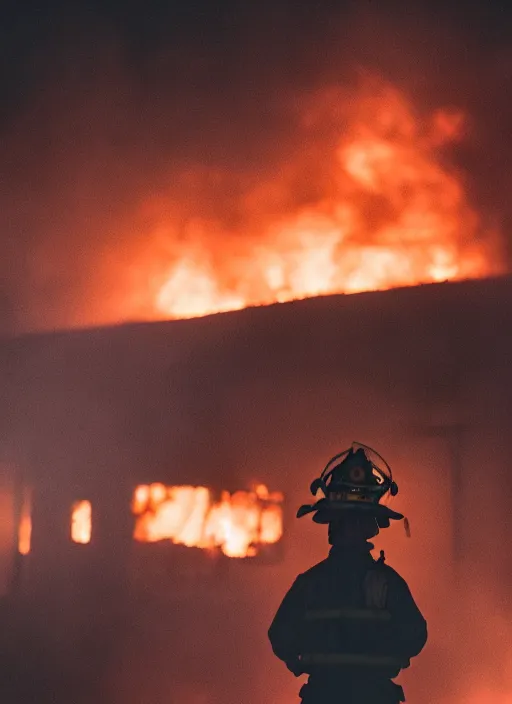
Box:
left=1, top=0, right=512, bottom=334
left=2, top=1, right=511, bottom=109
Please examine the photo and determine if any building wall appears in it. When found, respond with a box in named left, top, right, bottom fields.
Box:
left=1, top=276, right=511, bottom=703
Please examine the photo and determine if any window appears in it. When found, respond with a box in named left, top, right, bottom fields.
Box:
left=71, top=500, right=92, bottom=544
left=18, top=487, right=32, bottom=556
left=132, top=483, right=283, bottom=558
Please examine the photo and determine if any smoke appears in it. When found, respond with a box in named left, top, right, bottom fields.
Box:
left=0, top=1, right=511, bottom=335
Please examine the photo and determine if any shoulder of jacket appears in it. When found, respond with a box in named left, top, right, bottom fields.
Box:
left=298, top=559, right=330, bottom=580
left=374, top=563, right=408, bottom=585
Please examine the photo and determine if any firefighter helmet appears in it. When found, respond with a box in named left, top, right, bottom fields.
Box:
left=297, top=442, right=403, bottom=528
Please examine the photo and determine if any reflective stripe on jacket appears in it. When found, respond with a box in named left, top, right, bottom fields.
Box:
left=305, top=608, right=392, bottom=621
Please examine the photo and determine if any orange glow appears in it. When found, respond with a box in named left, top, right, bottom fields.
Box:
left=18, top=487, right=32, bottom=556
left=133, top=484, right=283, bottom=558
left=132, top=484, right=150, bottom=514
left=123, top=77, right=502, bottom=322
left=71, top=500, right=92, bottom=544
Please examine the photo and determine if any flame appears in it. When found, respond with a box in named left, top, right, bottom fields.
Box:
left=133, top=484, right=283, bottom=558
left=18, top=487, right=32, bottom=556
left=123, top=77, right=501, bottom=322
left=71, top=500, right=92, bottom=544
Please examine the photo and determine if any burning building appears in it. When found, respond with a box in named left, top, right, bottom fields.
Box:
left=1, top=274, right=512, bottom=704
left=2, top=3, right=512, bottom=700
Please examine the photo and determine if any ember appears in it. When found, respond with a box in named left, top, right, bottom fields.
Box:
left=131, top=78, right=501, bottom=322
left=132, top=484, right=284, bottom=558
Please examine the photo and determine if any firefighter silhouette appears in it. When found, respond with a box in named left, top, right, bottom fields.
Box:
left=268, top=443, right=427, bottom=703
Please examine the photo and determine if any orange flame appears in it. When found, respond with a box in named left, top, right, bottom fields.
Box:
left=133, top=484, right=283, bottom=558
left=18, top=487, right=32, bottom=556
left=71, top=500, right=92, bottom=544
left=123, top=77, right=502, bottom=322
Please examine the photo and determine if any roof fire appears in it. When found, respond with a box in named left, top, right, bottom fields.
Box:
left=143, top=79, right=502, bottom=323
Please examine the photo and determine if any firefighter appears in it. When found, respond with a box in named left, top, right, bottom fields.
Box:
left=268, top=444, right=427, bottom=704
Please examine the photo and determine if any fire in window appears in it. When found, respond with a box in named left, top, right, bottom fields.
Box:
left=18, top=487, right=32, bottom=556
left=71, top=500, right=92, bottom=544
left=132, top=483, right=284, bottom=558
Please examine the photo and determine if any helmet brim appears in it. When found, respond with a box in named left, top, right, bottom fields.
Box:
left=297, top=498, right=403, bottom=527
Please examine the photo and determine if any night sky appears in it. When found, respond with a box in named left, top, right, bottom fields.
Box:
left=1, top=0, right=511, bottom=334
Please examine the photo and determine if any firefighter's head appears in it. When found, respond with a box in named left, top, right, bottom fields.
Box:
left=297, top=442, right=404, bottom=529
left=328, top=513, right=380, bottom=546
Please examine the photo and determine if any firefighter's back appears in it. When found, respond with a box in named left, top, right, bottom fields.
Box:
left=296, top=550, right=409, bottom=703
